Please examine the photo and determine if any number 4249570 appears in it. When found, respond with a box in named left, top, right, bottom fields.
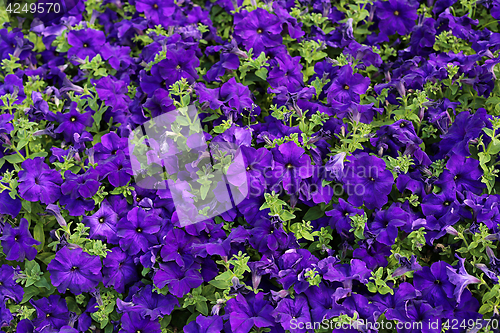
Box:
left=5, top=2, right=61, bottom=14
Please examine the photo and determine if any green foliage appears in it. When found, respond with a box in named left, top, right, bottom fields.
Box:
left=367, top=267, right=396, bottom=295
left=349, top=214, right=367, bottom=240
left=260, top=191, right=297, bottom=223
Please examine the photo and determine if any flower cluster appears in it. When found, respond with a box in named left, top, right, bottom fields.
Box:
left=1, top=0, right=500, bottom=332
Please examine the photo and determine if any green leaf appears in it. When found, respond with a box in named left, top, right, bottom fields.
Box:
left=33, top=223, right=45, bottom=251
left=195, top=300, right=208, bottom=316
left=303, top=206, right=324, bottom=221
left=208, top=279, right=230, bottom=289
left=3, top=154, right=24, bottom=164
left=21, top=285, right=39, bottom=304
left=21, top=200, right=32, bottom=213
left=255, top=67, right=268, bottom=80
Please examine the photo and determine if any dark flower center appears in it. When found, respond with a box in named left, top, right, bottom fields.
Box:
left=112, top=150, right=117, bottom=155
left=153, top=3, right=158, bottom=8
left=246, top=165, right=252, bottom=171
left=15, top=235, right=19, bottom=241
left=345, top=212, right=349, bottom=216
left=71, top=266, right=78, bottom=272
left=434, top=279, right=441, bottom=285
left=119, top=262, right=124, bottom=268
left=257, top=28, right=263, bottom=34
left=454, top=175, right=459, bottom=180
left=286, top=163, right=294, bottom=169
left=443, top=201, right=450, bottom=206
left=46, top=313, right=51, bottom=318
left=70, top=116, right=77, bottom=122
left=400, top=122, right=406, bottom=128
left=369, top=177, right=375, bottom=181
left=34, top=177, right=40, bottom=185
left=343, top=84, right=350, bottom=90
left=11, top=44, right=15, bottom=48
left=99, top=217, right=105, bottom=224
left=394, top=10, right=399, bottom=16
left=136, top=196, right=142, bottom=202
left=136, top=227, right=143, bottom=233
left=83, top=43, right=88, bottom=48
left=176, top=64, right=181, bottom=70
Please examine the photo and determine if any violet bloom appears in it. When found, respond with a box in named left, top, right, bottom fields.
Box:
left=117, top=207, right=161, bottom=255
left=225, top=293, right=275, bottom=333
left=18, top=157, right=63, bottom=204
left=117, top=284, right=178, bottom=319
left=184, top=315, right=223, bottom=333
left=0, top=190, right=21, bottom=218
left=93, top=132, right=128, bottom=162
left=92, top=76, right=131, bottom=113
left=54, top=102, right=93, bottom=143
left=0, top=302, right=12, bottom=328
left=61, top=168, right=100, bottom=199
left=0, top=218, right=40, bottom=262
left=83, top=200, right=119, bottom=244
left=153, top=262, right=203, bottom=297
left=120, top=312, right=161, bottom=333
left=272, top=141, right=313, bottom=195
left=47, top=247, right=102, bottom=295
left=304, top=283, right=345, bottom=322
left=323, top=258, right=371, bottom=289
left=103, top=247, right=138, bottom=294
left=0, top=264, right=24, bottom=303
left=326, top=65, right=370, bottom=104
left=326, top=198, right=364, bottom=238
left=446, top=255, right=481, bottom=303
left=376, top=0, right=418, bottom=36
left=369, top=204, right=409, bottom=246
left=342, top=153, right=394, bottom=209
left=390, top=299, right=442, bottom=333
left=234, top=8, right=283, bottom=55
left=272, top=296, right=312, bottom=333
left=446, top=154, right=485, bottom=194
left=136, top=0, right=175, bottom=26
left=267, top=52, right=304, bottom=91
left=413, top=261, right=455, bottom=309
left=67, top=28, right=106, bottom=61
left=30, top=295, right=70, bottom=330
left=392, top=254, right=422, bottom=277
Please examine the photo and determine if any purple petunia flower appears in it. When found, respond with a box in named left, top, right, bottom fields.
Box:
left=153, top=262, right=203, bottom=297
left=0, top=218, right=40, bottom=262
left=369, top=204, right=409, bottom=245
left=102, top=247, right=138, bottom=294
left=0, top=264, right=24, bottom=303
left=47, top=247, right=102, bottom=295
left=83, top=200, right=119, bottom=243
left=413, top=261, right=455, bottom=309
left=326, top=65, right=370, bottom=104
left=67, top=28, right=106, bottom=62
left=234, top=8, right=283, bottom=55
left=342, top=153, right=394, bottom=209
left=272, top=141, right=313, bottom=195
left=225, top=293, right=275, bottom=333
left=446, top=255, right=481, bottom=304
left=120, top=312, right=162, bottom=333
left=117, top=207, right=161, bottom=255
left=272, top=296, right=312, bottom=333
left=117, top=284, right=178, bottom=319
left=136, top=0, right=176, bottom=26
left=18, top=157, right=63, bottom=204
left=376, top=0, right=418, bottom=36
left=54, top=102, right=93, bottom=143
left=30, top=295, right=70, bottom=330
left=184, top=315, right=223, bottom=333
